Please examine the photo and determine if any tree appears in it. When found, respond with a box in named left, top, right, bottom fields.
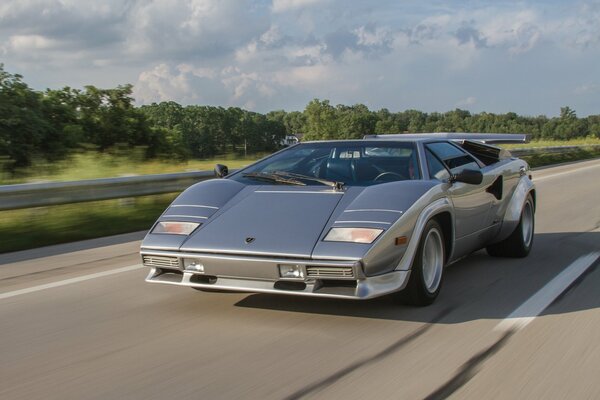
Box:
left=304, top=99, right=339, bottom=140
left=0, top=65, right=51, bottom=167
left=335, top=103, right=377, bottom=139
left=283, top=111, right=307, bottom=134
left=560, top=106, right=576, bottom=120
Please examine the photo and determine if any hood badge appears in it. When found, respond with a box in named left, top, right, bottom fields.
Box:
left=245, top=237, right=255, bottom=244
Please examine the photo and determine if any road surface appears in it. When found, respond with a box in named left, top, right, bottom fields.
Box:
left=1, top=158, right=599, bottom=399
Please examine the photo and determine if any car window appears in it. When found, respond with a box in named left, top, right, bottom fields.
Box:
left=231, top=142, right=421, bottom=186
left=445, top=156, right=480, bottom=174
left=364, top=147, right=413, bottom=157
left=427, top=142, right=465, bottom=159
left=426, top=149, right=450, bottom=181
left=426, top=142, right=480, bottom=176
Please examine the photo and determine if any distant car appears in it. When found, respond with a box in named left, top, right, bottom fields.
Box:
left=141, top=133, right=535, bottom=305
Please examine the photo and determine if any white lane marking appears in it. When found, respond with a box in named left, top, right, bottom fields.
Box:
left=0, top=264, right=144, bottom=301
left=495, top=252, right=600, bottom=332
left=534, top=162, right=600, bottom=182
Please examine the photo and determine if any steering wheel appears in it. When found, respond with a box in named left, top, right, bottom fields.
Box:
left=374, top=171, right=406, bottom=182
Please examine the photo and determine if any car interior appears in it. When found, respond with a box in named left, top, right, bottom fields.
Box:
left=314, top=146, right=420, bottom=184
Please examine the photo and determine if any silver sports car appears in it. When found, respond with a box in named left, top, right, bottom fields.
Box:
left=141, top=133, right=535, bottom=305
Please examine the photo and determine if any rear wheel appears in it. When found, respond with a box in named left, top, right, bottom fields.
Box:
left=486, top=194, right=534, bottom=258
left=402, top=219, right=445, bottom=306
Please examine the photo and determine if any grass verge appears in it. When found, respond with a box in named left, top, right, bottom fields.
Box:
left=0, top=194, right=177, bottom=253
left=501, top=137, right=600, bottom=149
left=0, top=150, right=265, bottom=185
left=522, top=148, right=600, bottom=168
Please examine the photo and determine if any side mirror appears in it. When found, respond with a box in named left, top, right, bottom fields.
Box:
left=451, top=169, right=483, bottom=185
left=214, top=164, right=229, bottom=178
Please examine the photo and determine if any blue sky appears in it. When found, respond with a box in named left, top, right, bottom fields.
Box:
left=1, top=0, right=599, bottom=116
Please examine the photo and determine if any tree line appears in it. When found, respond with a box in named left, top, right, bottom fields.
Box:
left=1, top=64, right=598, bottom=171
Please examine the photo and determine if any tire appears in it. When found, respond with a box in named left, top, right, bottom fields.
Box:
left=486, top=194, right=534, bottom=258
left=401, top=219, right=445, bottom=306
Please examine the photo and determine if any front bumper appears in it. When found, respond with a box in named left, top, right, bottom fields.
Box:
left=141, top=249, right=410, bottom=300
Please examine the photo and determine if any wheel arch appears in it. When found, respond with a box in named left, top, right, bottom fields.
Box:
left=529, top=188, right=536, bottom=210
left=431, top=211, right=453, bottom=263
left=497, top=175, right=535, bottom=241
left=394, top=197, right=454, bottom=272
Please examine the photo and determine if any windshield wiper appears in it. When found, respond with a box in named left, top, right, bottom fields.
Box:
left=242, top=172, right=306, bottom=186
left=271, top=171, right=344, bottom=191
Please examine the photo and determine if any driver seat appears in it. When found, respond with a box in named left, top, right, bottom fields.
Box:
left=324, top=158, right=355, bottom=182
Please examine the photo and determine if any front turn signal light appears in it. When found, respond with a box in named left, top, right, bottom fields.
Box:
left=324, top=227, right=383, bottom=244
left=152, top=221, right=200, bottom=235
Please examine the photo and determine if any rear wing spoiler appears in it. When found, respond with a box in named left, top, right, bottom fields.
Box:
left=363, top=132, right=530, bottom=144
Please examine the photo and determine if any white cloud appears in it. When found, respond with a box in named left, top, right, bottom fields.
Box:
left=574, top=83, right=600, bottom=95
left=7, top=34, right=60, bottom=51
left=456, top=96, right=477, bottom=108
left=134, top=64, right=194, bottom=104
left=272, top=0, right=326, bottom=13
left=1, top=1, right=599, bottom=115
left=124, top=0, right=268, bottom=59
left=274, top=64, right=333, bottom=88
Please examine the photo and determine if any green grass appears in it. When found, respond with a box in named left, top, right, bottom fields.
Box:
left=521, top=147, right=600, bottom=168
left=0, top=194, right=177, bottom=253
left=0, top=150, right=265, bottom=185
left=501, top=137, right=600, bottom=149
left=497, top=137, right=600, bottom=167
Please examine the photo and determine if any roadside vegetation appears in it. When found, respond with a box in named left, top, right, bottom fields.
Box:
left=3, top=139, right=599, bottom=184
left=2, top=63, right=600, bottom=179
left=0, top=149, right=263, bottom=185
left=520, top=146, right=600, bottom=168
left=501, top=137, right=600, bottom=149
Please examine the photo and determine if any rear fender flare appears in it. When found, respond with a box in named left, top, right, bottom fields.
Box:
left=496, top=176, right=535, bottom=241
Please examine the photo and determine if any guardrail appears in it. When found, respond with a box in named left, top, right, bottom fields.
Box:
left=1, top=145, right=598, bottom=211
left=0, top=170, right=221, bottom=211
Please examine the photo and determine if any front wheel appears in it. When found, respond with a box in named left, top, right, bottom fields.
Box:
left=486, top=194, right=534, bottom=258
left=401, top=219, right=445, bottom=306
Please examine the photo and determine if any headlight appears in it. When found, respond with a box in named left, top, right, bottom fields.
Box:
left=324, top=227, right=383, bottom=244
left=279, top=264, right=304, bottom=279
left=152, top=221, right=200, bottom=235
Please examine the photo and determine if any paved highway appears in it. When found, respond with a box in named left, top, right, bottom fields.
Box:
left=1, top=159, right=599, bottom=399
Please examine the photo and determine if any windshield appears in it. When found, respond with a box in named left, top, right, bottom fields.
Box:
left=231, top=141, right=421, bottom=187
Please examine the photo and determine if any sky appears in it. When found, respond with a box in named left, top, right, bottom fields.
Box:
left=1, top=0, right=599, bottom=116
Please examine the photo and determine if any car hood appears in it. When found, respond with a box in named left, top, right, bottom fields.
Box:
left=142, top=179, right=439, bottom=260
left=180, top=187, right=345, bottom=258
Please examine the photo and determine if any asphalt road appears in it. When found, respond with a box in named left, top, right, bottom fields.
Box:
left=1, top=159, right=599, bottom=400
